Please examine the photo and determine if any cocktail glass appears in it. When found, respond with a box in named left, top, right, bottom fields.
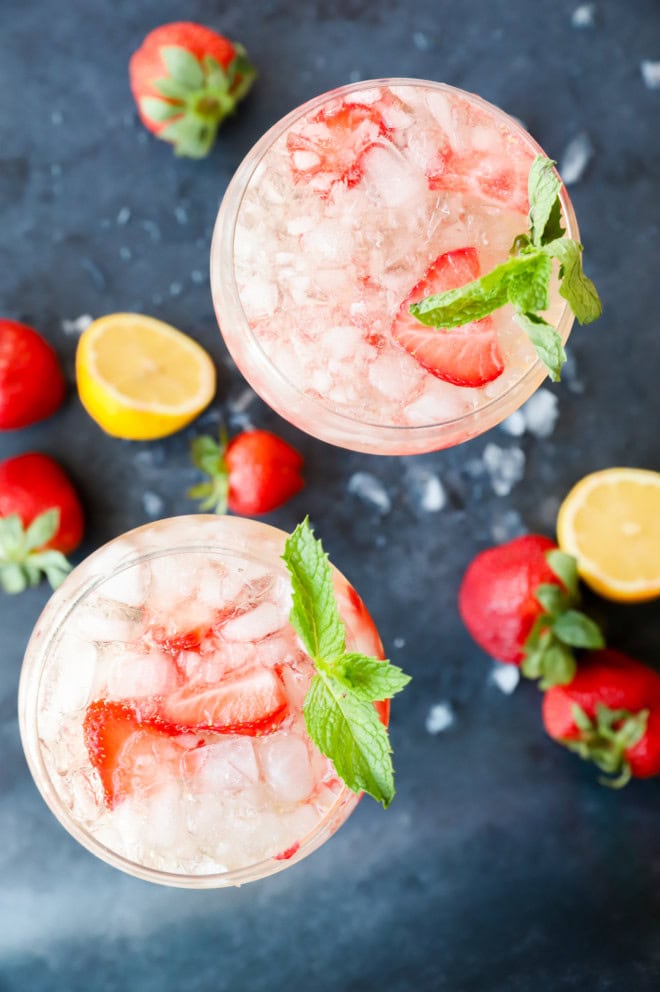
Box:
left=211, top=78, right=578, bottom=455
left=19, top=515, right=385, bottom=888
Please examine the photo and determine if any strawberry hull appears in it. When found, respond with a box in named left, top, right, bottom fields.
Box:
left=19, top=516, right=388, bottom=886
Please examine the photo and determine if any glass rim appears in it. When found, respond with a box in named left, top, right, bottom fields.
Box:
left=18, top=515, right=362, bottom=888
left=211, top=77, right=579, bottom=453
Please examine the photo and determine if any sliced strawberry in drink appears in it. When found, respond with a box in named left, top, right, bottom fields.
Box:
left=286, top=101, right=390, bottom=197
left=391, top=247, right=504, bottom=387
left=159, top=665, right=289, bottom=735
left=83, top=698, right=186, bottom=809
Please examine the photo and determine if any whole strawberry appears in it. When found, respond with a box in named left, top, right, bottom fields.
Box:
left=0, top=319, right=66, bottom=429
left=542, top=649, right=660, bottom=786
left=459, top=534, right=604, bottom=687
left=0, top=453, right=84, bottom=593
left=129, top=22, right=257, bottom=158
left=189, top=429, right=304, bottom=516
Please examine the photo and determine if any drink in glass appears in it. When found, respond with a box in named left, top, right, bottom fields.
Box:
left=211, top=78, right=578, bottom=454
left=19, top=515, right=385, bottom=887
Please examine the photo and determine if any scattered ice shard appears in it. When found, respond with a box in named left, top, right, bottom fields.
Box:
left=483, top=444, right=526, bottom=496
left=61, top=314, right=93, bottom=336
left=490, top=509, right=527, bottom=543
left=425, top=702, right=455, bottom=735
left=413, top=31, right=432, bottom=51
left=142, top=491, right=164, bottom=518
left=500, top=410, right=526, bottom=437
left=641, top=61, right=660, bottom=90
left=521, top=388, right=559, bottom=439
left=571, top=3, right=595, bottom=28
left=347, top=472, right=392, bottom=513
left=560, top=132, right=594, bottom=185
left=393, top=637, right=406, bottom=649
left=490, top=664, right=521, bottom=695
left=116, top=206, right=131, bottom=225
left=406, top=465, right=446, bottom=512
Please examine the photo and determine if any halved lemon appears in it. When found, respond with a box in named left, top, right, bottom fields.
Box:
left=76, top=313, right=216, bottom=440
left=557, top=468, right=660, bottom=602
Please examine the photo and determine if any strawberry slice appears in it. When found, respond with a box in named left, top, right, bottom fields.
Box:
left=391, top=247, right=504, bottom=387
left=83, top=699, right=185, bottom=809
left=286, top=101, right=390, bottom=197
left=159, top=665, right=288, bottom=735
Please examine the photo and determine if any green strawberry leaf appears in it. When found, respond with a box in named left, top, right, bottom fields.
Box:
left=139, top=97, right=183, bottom=123
left=203, top=56, right=230, bottom=94
left=304, top=673, right=395, bottom=807
left=283, top=519, right=410, bottom=806
left=534, top=583, right=571, bottom=616
left=0, top=563, right=28, bottom=594
left=528, top=156, right=563, bottom=246
left=513, top=311, right=566, bottom=382
left=553, top=610, right=606, bottom=649
left=546, top=550, right=580, bottom=600
left=562, top=703, right=648, bottom=789
left=160, top=46, right=205, bottom=91
left=154, top=77, right=192, bottom=101
left=160, top=116, right=217, bottom=159
left=188, top=433, right=230, bottom=514
left=24, top=509, right=59, bottom=551
left=538, top=642, right=576, bottom=690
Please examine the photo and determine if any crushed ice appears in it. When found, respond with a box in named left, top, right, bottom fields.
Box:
left=61, top=314, right=93, bottom=336
left=425, top=702, right=455, bottom=735
left=500, top=410, right=526, bottom=438
left=571, top=4, right=595, bottom=27
left=116, top=206, right=131, bottom=225
left=413, top=31, right=432, bottom=51
left=641, top=61, right=660, bottom=89
left=483, top=444, right=526, bottom=496
left=560, top=132, right=594, bottom=185
left=191, top=270, right=205, bottom=284
left=347, top=472, right=392, bottom=514
left=562, top=352, right=585, bottom=395
left=490, top=664, right=521, bottom=695
left=393, top=637, right=406, bottom=649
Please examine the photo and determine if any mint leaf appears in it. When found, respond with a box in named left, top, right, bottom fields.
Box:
left=546, top=550, right=579, bottom=600
left=528, top=156, right=563, bottom=246
left=339, top=653, right=411, bottom=701
left=513, top=311, right=566, bottom=381
left=543, top=238, right=603, bottom=324
left=304, top=673, right=395, bottom=807
left=553, top=610, right=605, bottom=649
left=506, top=252, right=552, bottom=313
left=284, top=519, right=346, bottom=663
left=283, top=519, right=410, bottom=807
left=160, top=46, right=205, bottom=91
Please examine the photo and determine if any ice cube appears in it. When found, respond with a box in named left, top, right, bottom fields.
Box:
left=360, top=142, right=428, bottom=207
left=368, top=350, right=420, bottom=403
left=405, top=465, right=446, bottom=512
left=640, top=60, right=660, bottom=90
left=500, top=410, right=526, bottom=437
left=100, top=646, right=179, bottom=699
left=303, top=220, right=352, bottom=261
left=70, top=597, right=141, bottom=642
left=100, top=562, right=149, bottom=608
left=193, top=738, right=260, bottom=791
left=239, top=275, right=279, bottom=319
left=61, top=314, right=93, bottom=336
left=571, top=3, right=596, bottom=27
left=258, top=734, right=314, bottom=804
left=38, top=634, right=96, bottom=733
left=490, top=664, right=521, bottom=695
left=221, top=601, right=284, bottom=642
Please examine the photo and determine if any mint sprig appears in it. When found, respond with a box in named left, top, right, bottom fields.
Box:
left=521, top=549, right=605, bottom=689
left=282, top=519, right=410, bottom=808
left=0, top=510, right=72, bottom=594
left=409, top=155, right=602, bottom=382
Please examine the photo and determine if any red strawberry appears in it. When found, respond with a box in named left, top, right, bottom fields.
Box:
left=391, top=248, right=504, bottom=387
left=129, top=22, right=256, bottom=158
left=159, top=665, right=289, bottom=735
left=83, top=699, right=191, bottom=808
left=286, top=101, right=390, bottom=197
left=542, top=649, right=660, bottom=785
left=0, top=319, right=66, bottom=429
left=459, top=534, right=605, bottom=687
left=188, top=429, right=304, bottom=516
left=0, top=453, right=84, bottom=593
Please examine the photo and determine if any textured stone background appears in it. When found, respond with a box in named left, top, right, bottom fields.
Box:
left=1, top=1, right=659, bottom=989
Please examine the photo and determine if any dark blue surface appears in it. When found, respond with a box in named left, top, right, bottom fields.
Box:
left=1, top=1, right=659, bottom=989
